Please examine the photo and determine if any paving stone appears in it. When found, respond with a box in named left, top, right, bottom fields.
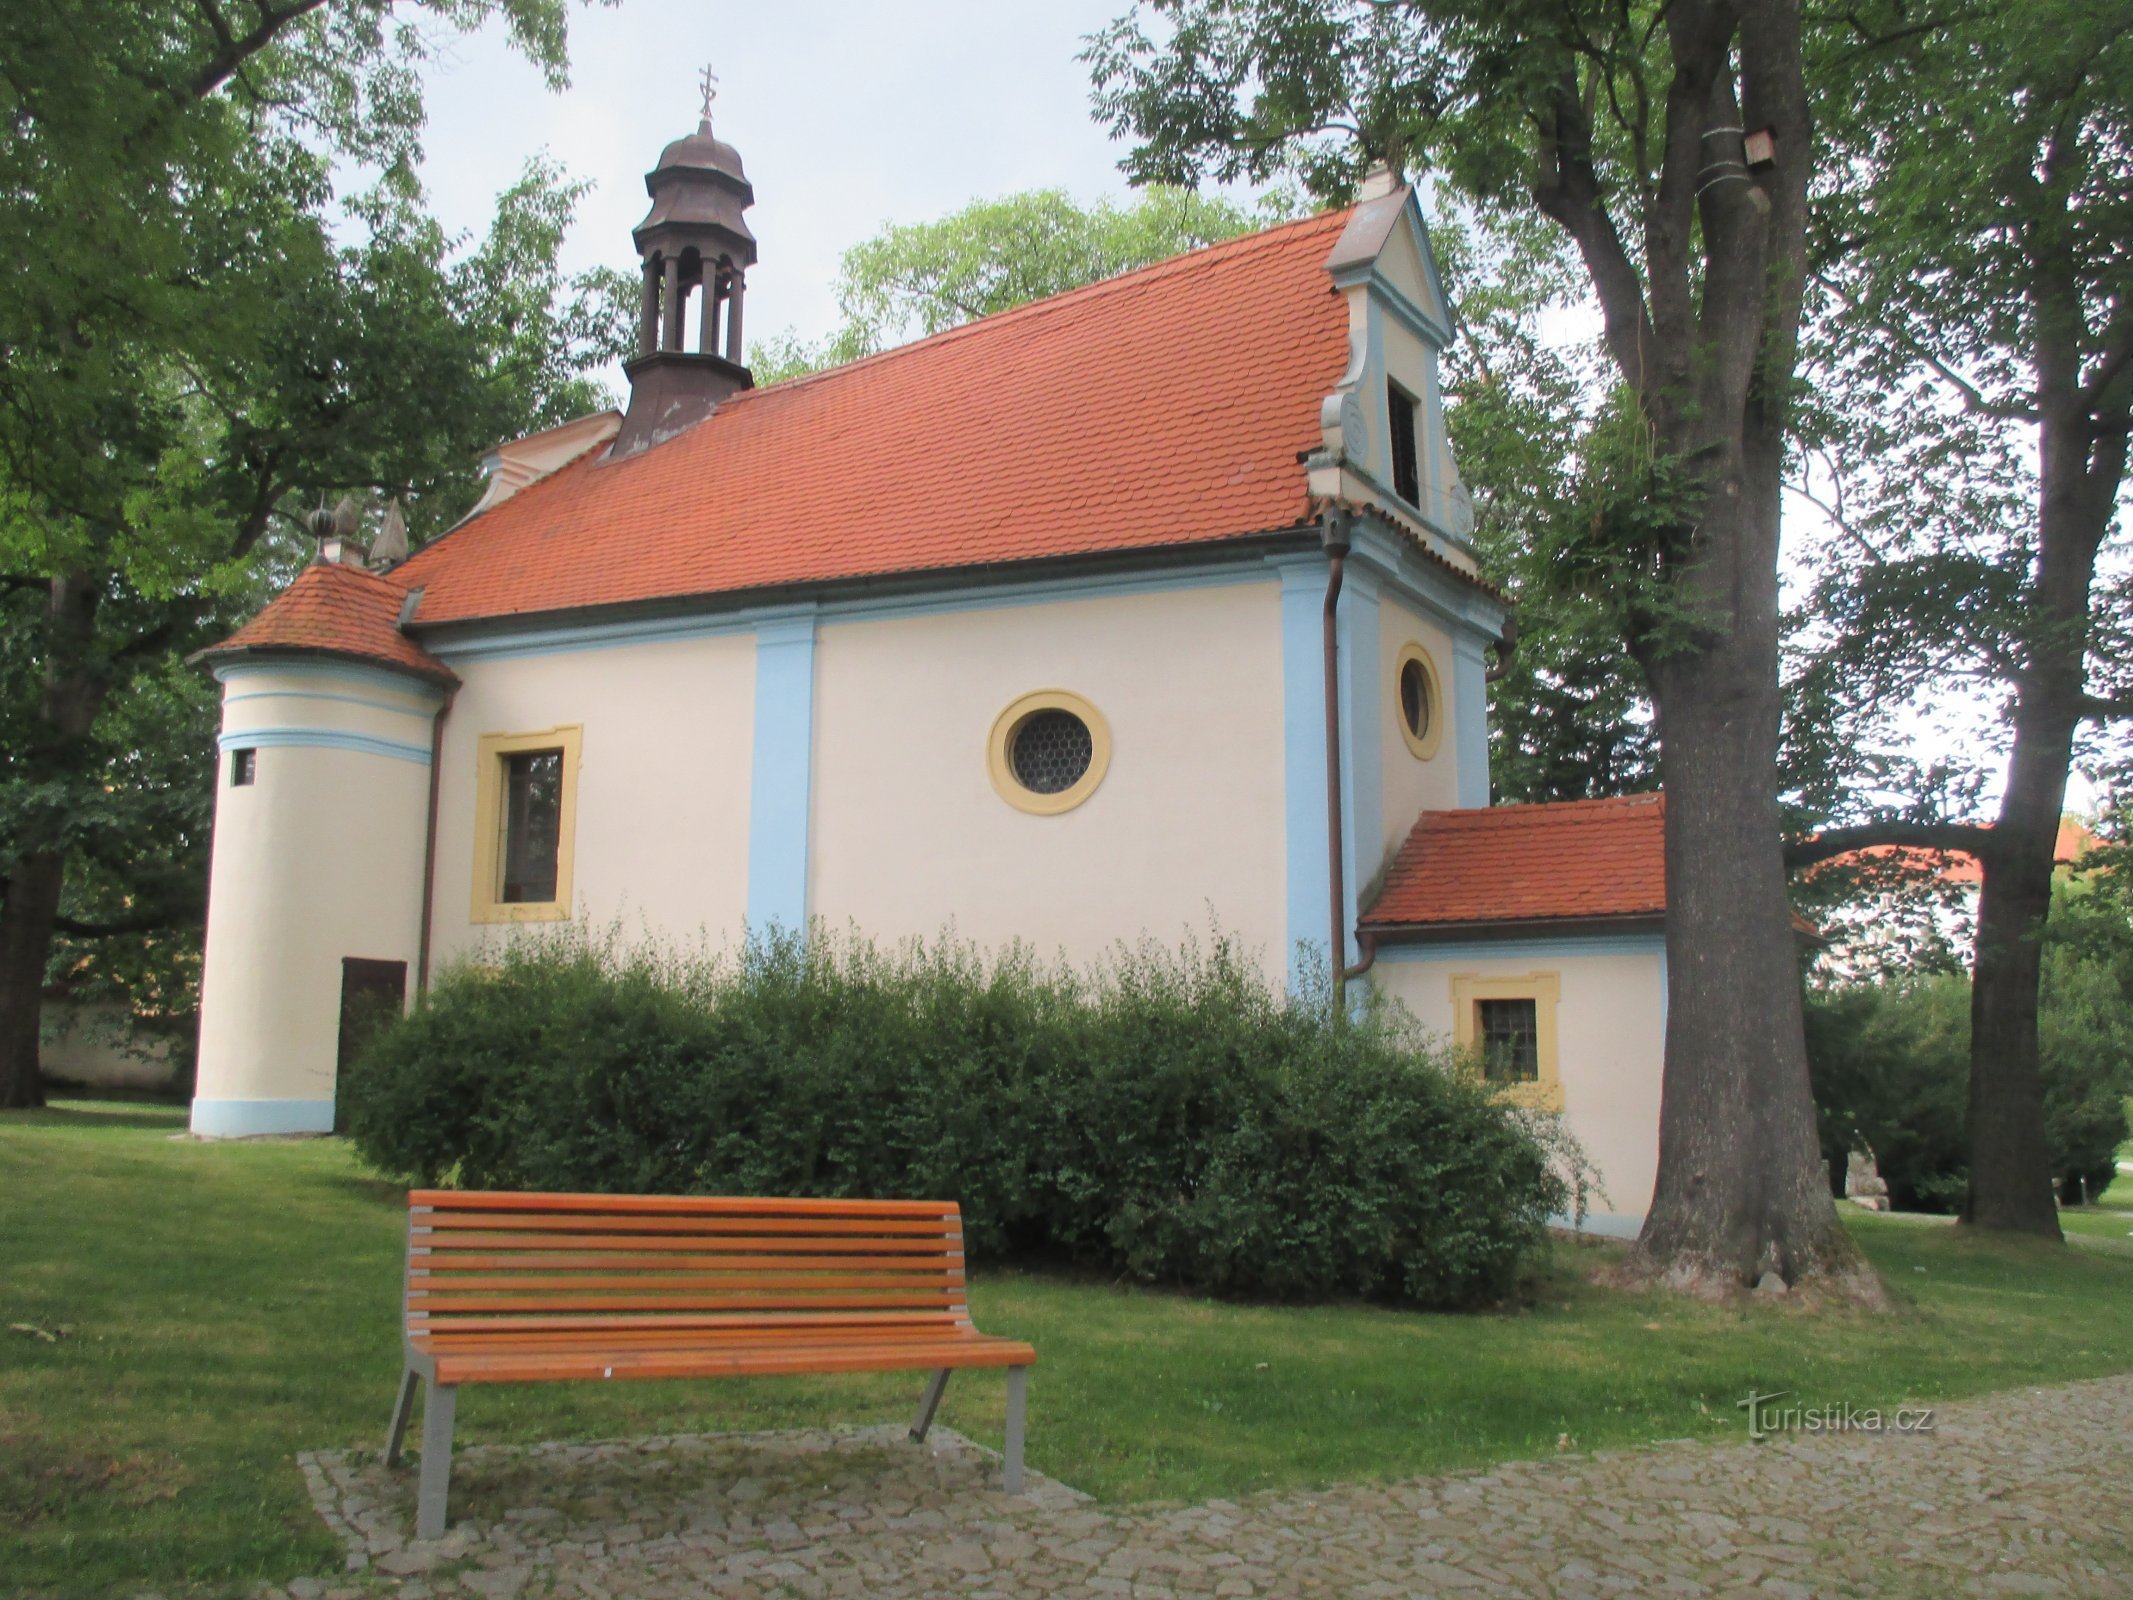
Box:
left=271, top=1377, right=2133, bottom=1599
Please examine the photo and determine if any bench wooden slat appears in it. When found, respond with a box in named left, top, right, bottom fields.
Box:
left=391, top=1189, right=1034, bottom=1537
left=416, top=1212, right=960, bottom=1237
left=415, top=1254, right=968, bottom=1280
left=411, top=1190, right=957, bottom=1217
left=412, top=1271, right=964, bottom=1292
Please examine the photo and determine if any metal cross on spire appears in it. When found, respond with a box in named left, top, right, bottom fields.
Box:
left=697, top=64, right=719, bottom=124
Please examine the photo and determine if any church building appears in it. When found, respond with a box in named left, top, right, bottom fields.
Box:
left=190, top=108, right=1670, bottom=1236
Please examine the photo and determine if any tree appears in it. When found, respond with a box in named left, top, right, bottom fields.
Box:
left=1089, top=0, right=1875, bottom=1295
left=1780, top=0, right=2132, bottom=1235
left=749, top=186, right=1285, bottom=381
left=1428, top=208, right=1658, bottom=803
left=0, top=0, right=630, bottom=1108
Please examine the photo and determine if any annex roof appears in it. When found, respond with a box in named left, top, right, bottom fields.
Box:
left=1363, top=793, right=1667, bottom=934
left=196, top=562, right=456, bottom=687
left=390, top=205, right=1364, bottom=628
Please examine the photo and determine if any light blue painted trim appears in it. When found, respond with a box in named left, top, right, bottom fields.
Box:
left=1349, top=520, right=1505, bottom=635
left=429, top=558, right=1283, bottom=665
left=1550, top=1210, right=1644, bottom=1240
left=221, top=688, right=436, bottom=721
left=1275, top=555, right=1332, bottom=992
left=1450, top=634, right=1491, bottom=809
left=746, top=608, right=817, bottom=935
left=1338, top=569, right=1381, bottom=970
left=1328, top=263, right=1454, bottom=348
left=218, top=727, right=432, bottom=765
left=213, top=659, right=445, bottom=706
left=189, top=1097, right=335, bottom=1137
left=1373, top=931, right=1668, bottom=964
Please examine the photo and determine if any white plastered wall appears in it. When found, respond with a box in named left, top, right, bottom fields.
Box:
left=809, top=580, right=1289, bottom=973
left=1372, top=945, right=1667, bottom=1232
left=193, top=662, right=441, bottom=1135
left=427, top=631, right=757, bottom=965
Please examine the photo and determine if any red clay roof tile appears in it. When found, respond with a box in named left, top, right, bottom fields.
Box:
left=391, top=206, right=1363, bottom=626
left=198, top=562, right=456, bottom=686
left=1363, top=793, right=1667, bottom=931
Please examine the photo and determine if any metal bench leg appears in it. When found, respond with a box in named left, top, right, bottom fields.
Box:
left=384, top=1365, right=418, bottom=1466
left=1002, top=1365, right=1027, bottom=1494
left=910, top=1368, right=952, bottom=1442
left=415, top=1380, right=457, bottom=1540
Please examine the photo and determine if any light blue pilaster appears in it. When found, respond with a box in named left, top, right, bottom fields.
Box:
left=1275, top=557, right=1332, bottom=992
left=1337, top=568, right=1381, bottom=970
left=1451, top=633, right=1491, bottom=809
left=746, top=608, right=817, bottom=935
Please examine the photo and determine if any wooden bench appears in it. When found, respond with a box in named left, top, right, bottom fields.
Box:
left=384, top=1190, right=1036, bottom=1538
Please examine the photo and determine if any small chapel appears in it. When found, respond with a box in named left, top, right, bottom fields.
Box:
left=190, top=104, right=1672, bottom=1235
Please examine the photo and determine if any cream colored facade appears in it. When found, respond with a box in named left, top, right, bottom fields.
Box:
left=188, top=179, right=1669, bottom=1236
left=810, top=580, right=1289, bottom=963
left=1371, top=941, right=1668, bottom=1233
left=192, top=661, right=442, bottom=1135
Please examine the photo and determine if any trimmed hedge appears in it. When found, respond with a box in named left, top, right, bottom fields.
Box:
left=344, top=929, right=1575, bottom=1308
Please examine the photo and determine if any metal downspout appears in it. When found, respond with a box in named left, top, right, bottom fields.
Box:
left=1320, top=510, right=1376, bottom=1009
left=416, top=688, right=454, bottom=996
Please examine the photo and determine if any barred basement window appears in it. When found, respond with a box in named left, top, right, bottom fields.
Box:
left=1388, top=379, right=1421, bottom=505
left=988, top=691, right=1112, bottom=815
left=1477, top=997, right=1541, bottom=1084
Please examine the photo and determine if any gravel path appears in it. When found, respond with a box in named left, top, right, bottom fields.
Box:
left=277, top=1373, right=2133, bottom=1599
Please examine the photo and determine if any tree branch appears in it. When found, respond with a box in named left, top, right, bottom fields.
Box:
left=185, top=0, right=335, bottom=103
left=1785, top=818, right=2001, bottom=871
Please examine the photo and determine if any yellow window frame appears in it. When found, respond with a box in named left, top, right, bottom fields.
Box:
left=470, top=725, right=582, bottom=924
left=1451, top=971, right=1563, bottom=1111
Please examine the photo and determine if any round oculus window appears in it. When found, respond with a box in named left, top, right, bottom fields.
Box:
left=1010, top=707, right=1093, bottom=794
left=988, top=691, right=1112, bottom=814
left=1400, top=657, right=1432, bottom=742
left=1394, top=643, right=1444, bottom=759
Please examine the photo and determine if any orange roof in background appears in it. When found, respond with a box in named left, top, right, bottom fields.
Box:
left=199, top=563, right=456, bottom=687
left=393, top=206, right=1360, bottom=626
left=1816, top=817, right=2100, bottom=885
left=1363, top=793, right=1667, bottom=931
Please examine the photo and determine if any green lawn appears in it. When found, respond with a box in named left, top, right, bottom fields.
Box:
left=8, top=1102, right=2133, bottom=1598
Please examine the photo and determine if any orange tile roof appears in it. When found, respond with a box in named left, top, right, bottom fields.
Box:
left=393, top=206, right=1362, bottom=626
left=1363, top=793, right=1667, bottom=931
left=1821, top=817, right=2100, bottom=886
left=198, top=562, right=457, bottom=687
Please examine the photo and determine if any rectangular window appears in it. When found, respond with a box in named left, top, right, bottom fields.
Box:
left=1451, top=972, right=1562, bottom=1109
left=471, top=726, right=582, bottom=923
left=1387, top=380, right=1421, bottom=505
left=230, top=747, right=256, bottom=787
left=499, top=750, right=564, bottom=903
left=1477, top=997, right=1540, bottom=1084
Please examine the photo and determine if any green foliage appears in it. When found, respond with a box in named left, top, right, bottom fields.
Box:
left=748, top=187, right=1288, bottom=382
left=344, top=928, right=1571, bottom=1307
left=1807, top=891, right=2133, bottom=1211
left=0, top=1, right=631, bottom=1076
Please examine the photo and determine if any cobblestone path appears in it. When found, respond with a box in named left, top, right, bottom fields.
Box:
left=279, top=1373, right=2133, bottom=1599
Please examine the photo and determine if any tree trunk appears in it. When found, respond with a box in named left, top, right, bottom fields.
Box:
left=1960, top=303, right=2106, bottom=1236
left=1627, top=493, right=1876, bottom=1298
left=0, top=573, right=110, bottom=1108
left=0, top=852, right=65, bottom=1108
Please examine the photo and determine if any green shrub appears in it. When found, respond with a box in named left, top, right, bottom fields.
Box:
left=343, top=927, right=1570, bottom=1307
left=1806, top=965, right=2133, bottom=1212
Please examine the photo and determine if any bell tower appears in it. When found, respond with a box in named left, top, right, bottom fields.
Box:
left=615, top=68, right=759, bottom=457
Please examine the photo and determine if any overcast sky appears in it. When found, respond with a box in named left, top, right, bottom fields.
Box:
left=413, top=0, right=1179, bottom=352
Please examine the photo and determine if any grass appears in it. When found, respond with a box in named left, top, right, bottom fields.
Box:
left=7, top=1102, right=2133, bottom=1597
